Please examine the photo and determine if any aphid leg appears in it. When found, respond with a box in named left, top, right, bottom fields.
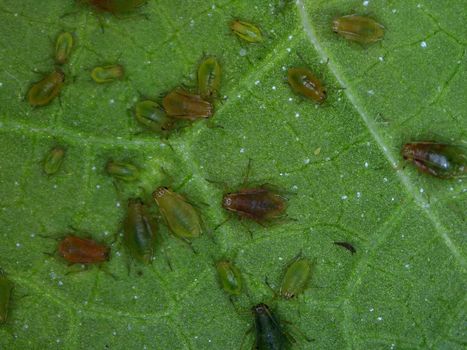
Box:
left=239, top=326, right=253, bottom=350
left=99, top=265, right=118, bottom=280
left=242, top=158, right=253, bottom=186
left=264, top=276, right=279, bottom=299
left=214, top=216, right=232, bottom=231
left=238, top=219, right=254, bottom=238
left=281, top=319, right=313, bottom=343
left=205, top=120, right=224, bottom=129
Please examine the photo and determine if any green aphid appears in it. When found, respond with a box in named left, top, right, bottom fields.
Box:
left=55, top=32, right=74, bottom=65
left=134, top=100, right=174, bottom=133
left=402, top=142, right=467, bottom=178
left=123, top=198, right=158, bottom=264
left=216, top=260, right=243, bottom=296
left=279, top=254, right=313, bottom=299
left=105, top=160, right=139, bottom=181
left=0, top=270, right=13, bottom=324
left=152, top=187, right=202, bottom=241
left=332, top=14, right=384, bottom=45
left=91, top=64, right=124, bottom=83
left=27, top=69, right=65, bottom=107
left=230, top=20, right=263, bottom=43
left=43, top=146, right=66, bottom=175
left=197, top=56, right=221, bottom=100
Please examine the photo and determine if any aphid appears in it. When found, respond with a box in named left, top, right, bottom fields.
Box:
left=287, top=67, right=327, bottom=103
left=222, top=186, right=287, bottom=222
left=134, top=100, right=174, bottom=132
left=105, top=160, right=139, bottom=181
left=91, top=64, right=124, bottom=83
left=162, top=88, right=213, bottom=121
left=332, top=14, right=384, bottom=45
left=58, top=235, right=110, bottom=264
left=84, top=0, right=146, bottom=14
left=250, top=303, right=289, bottom=349
left=216, top=260, right=243, bottom=296
left=123, top=198, right=157, bottom=264
left=27, top=69, right=65, bottom=107
left=280, top=255, right=313, bottom=299
left=197, top=56, right=221, bottom=100
left=0, top=270, right=13, bottom=324
left=152, top=187, right=202, bottom=241
left=402, top=142, right=466, bottom=178
left=334, top=241, right=356, bottom=254
left=43, top=146, right=65, bottom=175
left=55, top=32, right=74, bottom=65
left=230, top=20, right=263, bottom=43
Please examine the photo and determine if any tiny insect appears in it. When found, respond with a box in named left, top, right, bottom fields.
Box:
left=43, top=146, right=66, bottom=175
left=123, top=198, right=158, bottom=264
left=334, top=241, right=356, bottom=254
left=83, top=0, right=146, bottom=14
left=162, top=88, right=213, bottom=121
left=332, top=14, right=384, bottom=45
left=55, top=32, right=74, bottom=65
left=402, top=142, right=466, bottom=178
left=152, top=187, right=202, bottom=242
left=287, top=67, right=327, bottom=103
left=248, top=303, right=290, bottom=349
left=222, top=186, right=287, bottom=223
left=58, top=235, right=110, bottom=264
left=230, top=20, right=263, bottom=43
left=91, top=64, right=124, bottom=83
left=197, top=56, right=221, bottom=100
left=216, top=260, right=243, bottom=296
left=0, top=269, right=13, bottom=324
left=27, top=69, right=65, bottom=107
left=280, top=255, right=313, bottom=299
left=105, top=160, right=139, bottom=181
left=134, top=100, right=174, bottom=132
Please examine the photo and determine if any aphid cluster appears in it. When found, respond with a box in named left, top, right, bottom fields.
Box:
left=27, top=31, right=74, bottom=107
left=12, top=5, right=465, bottom=350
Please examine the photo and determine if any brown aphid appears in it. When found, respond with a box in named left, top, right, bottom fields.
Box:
left=162, top=88, right=213, bottom=121
left=287, top=67, right=326, bottom=103
left=27, top=69, right=65, bottom=107
left=334, top=241, right=356, bottom=254
left=222, top=187, right=286, bottom=222
left=58, top=236, right=110, bottom=264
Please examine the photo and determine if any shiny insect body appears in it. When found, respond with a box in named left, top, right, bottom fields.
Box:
left=134, top=100, right=174, bottom=133
left=198, top=56, right=221, bottom=100
left=162, top=88, right=213, bottom=121
left=105, top=160, right=139, bottom=182
left=334, top=241, right=356, bottom=254
left=287, top=67, right=327, bottom=103
left=91, top=64, right=124, bottom=83
left=0, top=270, right=13, bottom=324
left=216, top=260, right=243, bottom=296
left=152, top=187, right=202, bottom=241
left=222, top=187, right=286, bottom=222
left=248, top=303, right=290, bottom=350
left=401, top=142, right=466, bottom=178
left=230, top=20, right=263, bottom=43
left=280, top=255, right=312, bottom=299
left=27, top=69, right=65, bottom=107
left=55, top=32, right=73, bottom=65
left=332, top=14, right=384, bottom=44
left=123, top=198, right=158, bottom=264
left=58, top=236, right=110, bottom=264
left=43, top=146, right=65, bottom=175
left=84, top=0, right=145, bottom=13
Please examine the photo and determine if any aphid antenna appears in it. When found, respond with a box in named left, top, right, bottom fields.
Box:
left=241, top=158, right=254, bottom=187
left=213, top=216, right=232, bottom=231
left=239, top=325, right=254, bottom=350
left=281, top=319, right=314, bottom=343
left=263, top=276, right=279, bottom=301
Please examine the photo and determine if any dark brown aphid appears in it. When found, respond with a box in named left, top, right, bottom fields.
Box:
left=222, top=186, right=286, bottom=222
left=401, top=142, right=466, bottom=178
left=334, top=241, right=356, bottom=254
left=162, top=88, right=213, bottom=121
left=287, top=67, right=326, bottom=103
left=84, top=0, right=145, bottom=14
left=27, top=69, right=65, bottom=107
left=58, top=236, right=110, bottom=264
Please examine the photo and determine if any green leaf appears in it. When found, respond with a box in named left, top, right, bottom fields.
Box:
left=0, top=0, right=465, bottom=349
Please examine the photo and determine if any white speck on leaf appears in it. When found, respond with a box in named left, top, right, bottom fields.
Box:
left=239, top=48, right=247, bottom=56
left=421, top=41, right=427, bottom=48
